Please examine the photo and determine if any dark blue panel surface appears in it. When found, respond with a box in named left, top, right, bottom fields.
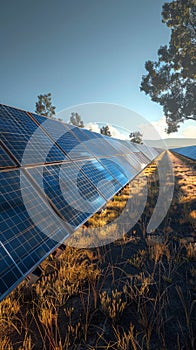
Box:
left=172, top=145, right=196, bottom=161
left=70, top=129, right=119, bottom=157
left=0, top=105, right=67, bottom=165
left=0, top=243, right=23, bottom=300
left=0, top=104, right=161, bottom=301
left=113, top=155, right=139, bottom=181
left=98, top=157, right=128, bottom=186
left=31, top=113, right=94, bottom=159
left=77, top=159, right=121, bottom=200
left=28, top=162, right=106, bottom=228
left=0, top=144, right=16, bottom=169
left=0, top=169, right=69, bottom=300
left=57, top=131, right=93, bottom=159
left=80, top=128, right=103, bottom=139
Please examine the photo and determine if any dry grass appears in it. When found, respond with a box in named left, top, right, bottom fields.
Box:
left=0, top=153, right=195, bottom=349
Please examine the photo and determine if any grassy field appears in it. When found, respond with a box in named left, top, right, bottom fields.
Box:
left=0, top=152, right=195, bottom=350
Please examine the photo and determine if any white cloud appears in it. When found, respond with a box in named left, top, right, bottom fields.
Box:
left=182, top=125, right=196, bottom=138
left=85, top=117, right=195, bottom=141
left=140, top=117, right=196, bottom=140
left=84, top=122, right=100, bottom=133
left=85, top=122, right=128, bottom=140
left=107, top=124, right=127, bottom=140
left=139, top=117, right=168, bottom=140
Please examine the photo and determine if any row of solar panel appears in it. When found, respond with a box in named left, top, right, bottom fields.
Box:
left=0, top=104, right=162, bottom=301
left=0, top=104, right=159, bottom=168
left=171, top=145, right=196, bottom=161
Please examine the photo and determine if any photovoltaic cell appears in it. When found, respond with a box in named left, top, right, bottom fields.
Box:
left=134, top=144, right=154, bottom=161
left=30, top=113, right=94, bottom=159
left=80, top=129, right=120, bottom=153
left=98, top=157, right=129, bottom=186
left=28, top=162, right=106, bottom=229
left=101, top=156, right=138, bottom=183
left=133, top=151, right=150, bottom=165
left=103, top=137, right=130, bottom=155
left=76, top=159, right=122, bottom=200
left=80, top=128, right=103, bottom=139
left=0, top=169, right=70, bottom=300
left=0, top=105, right=67, bottom=165
left=0, top=243, right=23, bottom=299
left=0, top=144, right=16, bottom=169
left=153, top=147, right=163, bottom=155
left=123, top=140, right=140, bottom=152
left=0, top=104, right=164, bottom=301
left=172, top=145, right=196, bottom=161
left=71, top=129, right=119, bottom=157
left=121, top=140, right=139, bottom=152
left=151, top=147, right=160, bottom=157
left=124, top=153, right=144, bottom=171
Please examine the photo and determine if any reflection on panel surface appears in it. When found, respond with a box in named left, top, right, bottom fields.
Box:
left=0, top=105, right=67, bottom=165
left=0, top=104, right=163, bottom=301
left=0, top=243, right=23, bottom=299
left=76, top=159, right=122, bottom=200
left=0, top=169, right=69, bottom=300
left=31, top=113, right=94, bottom=159
left=99, top=157, right=128, bottom=186
left=0, top=144, right=16, bottom=169
left=32, top=114, right=119, bottom=158
left=28, top=162, right=106, bottom=229
left=135, top=144, right=154, bottom=160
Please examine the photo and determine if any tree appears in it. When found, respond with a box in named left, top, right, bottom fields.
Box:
left=140, top=0, right=196, bottom=133
left=100, top=125, right=112, bottom=137
left=129, top=131, right=143, bottom=144
left=35, top=93, right=56, bottom=118
left=69, top=112, right=84, bottom=127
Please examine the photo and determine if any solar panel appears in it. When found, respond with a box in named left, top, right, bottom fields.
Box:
left=80, top=128, right=104, bottom=139
left=98, top=157, right=129, bottom=186
left=30, top=113, right=94, bottom=160
left=101, top=155, right=138, bottom=182
left=0, top=104, right=164, bottom=301
left=0, top=243, right=23, bottom=299
left=76, top=159, right=122, bottom=200
left=31, top=113, right=119, bottom=158
left=123, top=140, right=140, bottom=152
left=172, top=145, right=196, bottom=161
left=28, top=162, right=106, bottom=229
left=133, top=151, right=150, bottom=164
left=103, top=137, right=152, bottom=167
left=120, top=140, right=139, bottom=152
left=73, top=130, right=119, bottom=157
left=102, top=137, right=131, bottom=155
left=0, top=105, right=68, bottom=165
left=124, top=154, right=145, bottom=171
left=134, top=144, right=155, bottom=161
left=0, top=144, right=17, bottom=169
left=0, top=168, right=70, bottom=301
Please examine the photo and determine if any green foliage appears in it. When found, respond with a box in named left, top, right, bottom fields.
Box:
left=129, top=131, right=143, bottom=144
left=100, top=124, right=112, bottom=136
left=35, top=93, right=56, bottom=118
left=69, top=112, right=84, bottom=128
left=141, top=0, right=196, bottom=133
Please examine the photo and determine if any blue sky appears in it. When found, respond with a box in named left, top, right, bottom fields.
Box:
left=0, top=0, right=195, bottom=138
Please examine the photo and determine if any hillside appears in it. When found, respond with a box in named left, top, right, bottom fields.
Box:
left=144, top=138, right=196, bottom=149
